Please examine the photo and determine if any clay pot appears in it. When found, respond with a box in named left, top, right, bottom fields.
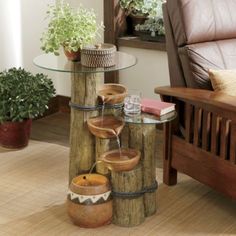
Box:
left=101, top=148, right=141, bottom=172
left=128, top=14, right=148, bottom=35
left=0, top=119, right=32, bottom=149
left=87, top=116, right=125, bottom=139
left=67, top=174, right=112, bottom=228
left=98, top=83, right=128, bottom=105
left=63, top=48, right=81, bottom=62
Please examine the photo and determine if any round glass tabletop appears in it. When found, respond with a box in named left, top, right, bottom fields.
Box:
left=124, top=111, right=177, bottom=125
left=33, top=52, right=137, bottom=74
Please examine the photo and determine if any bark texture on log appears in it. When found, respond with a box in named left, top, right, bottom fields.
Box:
left=69, top=72, right=102, bottom=183
left=121, top=123, right=157, bottom=217
left=143, top=125, right=157, bottom=216
left=111, top=165, right=145, bottom=226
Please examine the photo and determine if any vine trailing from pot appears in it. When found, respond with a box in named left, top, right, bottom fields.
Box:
left=0, top=68, right=56, bottom=148
left=40, top=1, right=104, bottom=61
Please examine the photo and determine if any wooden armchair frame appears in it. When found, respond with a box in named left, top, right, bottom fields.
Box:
left=155, top=86, right=236, bottom=199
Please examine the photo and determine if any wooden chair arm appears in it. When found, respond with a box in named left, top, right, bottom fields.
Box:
left=155, top=86, right=236, bottom=120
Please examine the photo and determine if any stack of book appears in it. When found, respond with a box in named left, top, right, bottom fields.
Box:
left=141, top=98, right=176, bottom=121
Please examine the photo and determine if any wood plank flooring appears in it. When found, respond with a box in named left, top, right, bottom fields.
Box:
left=0, top=112, right=235, bottom=236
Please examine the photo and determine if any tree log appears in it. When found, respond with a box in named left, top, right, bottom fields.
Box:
left=142, top=125, right=157, bottom=216
left=111, top=165, right=145, bottom=226
left=121, top=123, right=157, bottom=217
left=69, top=72, right=103, bottom=183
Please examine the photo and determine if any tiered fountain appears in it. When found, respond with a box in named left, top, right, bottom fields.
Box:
left=67, top=82, right=142, bottom=227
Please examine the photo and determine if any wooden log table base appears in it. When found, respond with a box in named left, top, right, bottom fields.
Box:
left=111, top=123, right=158, bottom=227
left=69, top=72, right=102, bottom=183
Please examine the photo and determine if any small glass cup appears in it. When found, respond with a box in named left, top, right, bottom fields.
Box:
left=124, top=89, right=141, bottom=117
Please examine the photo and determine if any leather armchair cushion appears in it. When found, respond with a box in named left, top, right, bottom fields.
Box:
left=167, top=0, right=236, bottom=46
left=209, top=69, right=236, bottom=96
left=178, top=39, right=236, bottom=89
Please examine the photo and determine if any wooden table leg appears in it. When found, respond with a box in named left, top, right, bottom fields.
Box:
left=111, top=164, right=145, bottom=227
left=121, top=123, right=157, bottom=217
left=69, top=72, right=103, bottom=183
left=142, top=125, right=157, bottom=217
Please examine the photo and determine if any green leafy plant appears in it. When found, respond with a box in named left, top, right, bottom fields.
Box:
left=135, top=17, right=165, bottom=36
left=41, top=1, right=104, bottom=55
left=120, top=0, right=164, bottom=18
left=0, top=68, right=56, bottom=123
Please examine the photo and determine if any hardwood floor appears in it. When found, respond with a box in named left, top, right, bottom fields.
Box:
left=0, top=112, right=236, bottom=236
left=31, top=113, right=70, bottom=147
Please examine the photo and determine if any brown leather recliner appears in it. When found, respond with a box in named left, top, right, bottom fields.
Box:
left=155, top=0, right=236, bottom=199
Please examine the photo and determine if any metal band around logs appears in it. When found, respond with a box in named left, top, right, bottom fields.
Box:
left=112, top=181, right=158, bottom=199
left=69, top=101, right=123, bottom=111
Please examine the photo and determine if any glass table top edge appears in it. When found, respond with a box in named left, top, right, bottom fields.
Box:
left=33, top=51, right=137, bottom=74
left=123, top=111, right=178, bottom=125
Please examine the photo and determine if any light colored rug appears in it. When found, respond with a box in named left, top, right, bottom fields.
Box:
left=0, top=141, right=236, bottom=236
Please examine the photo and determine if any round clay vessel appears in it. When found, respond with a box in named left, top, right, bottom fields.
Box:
left=87, top=115, right=125, bottom=139
left=101, top=148, right=141, bottom=172
left=63, top=48, right=81, bottom=62
left=0, top=119, right=32, bottom=149
left=98, top=83, right=127, bottom=105
left=67, top=174, right=112, bottom=228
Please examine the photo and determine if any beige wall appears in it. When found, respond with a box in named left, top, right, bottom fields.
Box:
left=119, top=47, right=169, bottom=99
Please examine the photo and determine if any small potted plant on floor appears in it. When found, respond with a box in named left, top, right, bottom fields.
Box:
left=0, top=68, right=55, bottom=149
left=41, top=1, right=104, bottom=61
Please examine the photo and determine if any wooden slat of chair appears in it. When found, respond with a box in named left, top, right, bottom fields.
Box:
left=202, top=110, right=211, bottom=151
left=230, top=122, right=236, bottom=164
left=211, top=114, right=221, bottom=156
left=220, top=118, right=230, bottom=160
left=193, top=107, right=202, bottom=147
left=185, top=103, right=193, bottom=143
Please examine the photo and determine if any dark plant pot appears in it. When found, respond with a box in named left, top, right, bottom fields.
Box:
left=0, top=119, right=32, bottom=149
left=63, top=48, right=81, bottom=62
left=139, top=31, right=166, bottom=42
left=127, top=14, right=148, bottom=35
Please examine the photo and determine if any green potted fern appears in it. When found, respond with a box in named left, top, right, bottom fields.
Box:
left=41, top=1, right=104, bottom=61
left=0, top=68, right=55, bottom=149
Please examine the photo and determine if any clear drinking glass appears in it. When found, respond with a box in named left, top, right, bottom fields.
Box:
left=124, top=89, right=141, bottom=117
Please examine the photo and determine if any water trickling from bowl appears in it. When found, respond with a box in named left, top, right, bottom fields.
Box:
left=111, top=129, right=122, bottom=158
left=88, top=160, right=103, bottom=175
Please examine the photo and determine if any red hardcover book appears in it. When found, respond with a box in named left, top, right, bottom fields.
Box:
left=141, top=98, right=175, bottom=116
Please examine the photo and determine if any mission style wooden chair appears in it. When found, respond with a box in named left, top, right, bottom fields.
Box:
left=155, top=0, right=236, bottom=199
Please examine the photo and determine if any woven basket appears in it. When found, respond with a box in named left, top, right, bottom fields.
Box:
left=81, top=44, right=116, bottom=68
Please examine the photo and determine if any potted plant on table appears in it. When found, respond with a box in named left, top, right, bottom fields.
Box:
left=0, top=68, right=55, bottom=149
left=41, top=1, right=104, bottom=61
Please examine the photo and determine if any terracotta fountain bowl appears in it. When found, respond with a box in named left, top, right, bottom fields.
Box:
left=101, top=148, right=141, bottom=172
left=98, top=83, right=127, bottom=105
left=87, top=115, right=125, bottom=139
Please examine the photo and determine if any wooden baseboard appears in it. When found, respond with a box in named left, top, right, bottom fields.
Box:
left=42, top=95, right=70, bottom=117
left=57, top=95, right=70, bottom=113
